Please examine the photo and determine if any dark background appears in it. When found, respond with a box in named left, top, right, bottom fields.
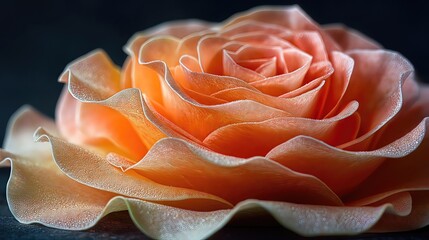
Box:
left=0, top=1, right=429, bottom=239
left=1, top=0, right=429, bottom=145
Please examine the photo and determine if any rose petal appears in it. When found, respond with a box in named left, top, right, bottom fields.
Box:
left=107, top=137, right=342, bottom=206
left=35, top=127, right=232, bottom=210
left=323, top=24, right=382, bottom=51
left=0, top=107, right=117, bottom=229
left=177, top=55, right=259, bottom=95
left=124, top=20, right=213, bottom=57
left=322, top=51, right=354, bottom=118
left=197, top=35, right=242, bottom=74
left=211, top=79, right=325, bottom=117
left=250, top=48, right=312, bottom=96
left=58, top=49, right=121, bottom=100
left=371, top=191, right=429, bottom=232
left=140, top=60, right=287, bottom=140
left=139, top=36, right=181, bottom=66
left=56, top=87, right=146, bottom=160
left=267, top=117, right=428, bottom=196
left=344, top=118, right=429, bottom=205
left=58, top=50, right=170, bottom=150
left=223, top=6, right=340, bottom=52
left=203, top=101, right=360, bottom=158
left=336, top=50, right=414, bottom=150
left=126, top=198, right=414, bottom=238
left=287, top=31, right=329, bottom=62
left=220, top=20, right=291, bottom=38
left=372, top=84, right=429, bottom=149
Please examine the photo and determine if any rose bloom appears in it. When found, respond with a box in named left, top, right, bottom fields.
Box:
left=1, top=5, right=429, bottom=239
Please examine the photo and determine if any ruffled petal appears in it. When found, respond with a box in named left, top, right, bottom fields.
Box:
left=267, top=118, right=428, bottom=196
left=203, top=101, right=360, bottom=158
left=140, top=60, right=287, bottom=140
left=106, top=137, right=342, bottom=206
left=124, top=20, right=213, bottom=57
left=323, top=24, right=382, bottom=51
left=344, top=118, right=429, bottom=205
left=336, top=50, right=414, bottom=150
left=34, top=128, right=231, bottom=210
left=1, top=107, right=117, bottom=229
left=223, top=5, right=340, bottom=52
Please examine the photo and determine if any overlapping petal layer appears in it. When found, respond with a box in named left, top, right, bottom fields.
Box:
left=1, top=5, right=429, bottom=239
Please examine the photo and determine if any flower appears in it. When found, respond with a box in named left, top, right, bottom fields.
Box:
left=1, top=5, right=429, bottom=239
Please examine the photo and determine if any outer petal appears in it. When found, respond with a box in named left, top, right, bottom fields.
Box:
left=267, top=118, right=428, bottom=196
left=323, top=24, right=382, bottom=51
left=1, top=107, right=117, bottom=229
left=124, top=20, right=213, bottom=57
left=59, top=50, right=167, bottom=150
left=336, top=50, right=414, bottom=150
left=345, top=118, right=429, bottom=205
left=34, top=128, right=231, bottom=211
left=125, top=198, right=412, bottom=239
left=222, top=5, right=340, bottom=52
left=106, top=138, right=342, bottom=206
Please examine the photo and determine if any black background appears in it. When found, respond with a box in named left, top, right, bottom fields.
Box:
left=1, top=0, right=429, bottom=144
left=0, top=1, right=429, bottom=238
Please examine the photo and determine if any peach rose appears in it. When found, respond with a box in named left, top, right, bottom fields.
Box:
left=1, top=5, right=429, bottom=239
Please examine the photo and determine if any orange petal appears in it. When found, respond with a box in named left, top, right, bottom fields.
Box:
left=141, top=60, right=287, bottom=140
left=204, top=101, right=360, bottom=158
left=371, top=191, right=429, bottom=232
left=221, top=20, right=291, bottom=37
left=323, top=24, right=382, bottom=51
left=56, top=87, right=146, bottom=160
left=344, top=118, right=429, bottom=205
left=107, top=138, right=342, bottom=206
left=223, top=6, right=340, bottom=52
left=372, top=84, right=429, bottom=149
left=178, top=55, right=259, bottom=95
left=287, top=31, right=329, bottom=62
left=124, top=20, right=213, bottom=57
left=35, top=128, right=231, bottom=210
left=139, top=36, right=181, bottom=66
left=250, top=48, right=312, bottom=95
left=322, top=51, right=354, bottom=118
left=267, top=117, right=427, bottom=196
left=0, top=107, right=116, bottom=229
left=336, top=50, right=414, bottom=150
left=212, top=79, right=324, bottom=117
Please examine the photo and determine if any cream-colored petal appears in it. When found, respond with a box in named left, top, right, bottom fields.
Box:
left=0, top=106, right=117, bottom=229
left=124, top=198, right=411, bottom=239
left=58, top=49, right=121, bottom=100
left=34, top=128, right=231, bottom=210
